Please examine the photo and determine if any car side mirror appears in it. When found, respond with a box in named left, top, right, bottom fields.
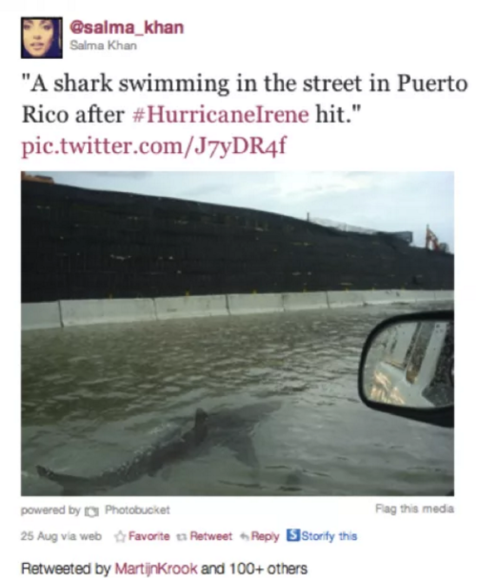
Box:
left=358, top=310, right=454, bottom=428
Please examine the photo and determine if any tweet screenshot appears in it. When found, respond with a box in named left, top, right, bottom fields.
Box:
left=2, top=0, right=498, bottom=575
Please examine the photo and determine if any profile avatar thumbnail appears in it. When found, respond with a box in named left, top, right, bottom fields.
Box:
left=21, top=17, right=62, bottom=59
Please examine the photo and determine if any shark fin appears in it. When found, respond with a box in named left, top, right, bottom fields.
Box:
left=225, top=437, right=260, bottom=469
left=194, top=408, right=208, bottom=445
left=37, top=465, right=83, bottom=484
left=36, top=466, right=92, bottom=496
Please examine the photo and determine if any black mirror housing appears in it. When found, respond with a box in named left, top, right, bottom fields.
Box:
left=358, top=310, right=454, bottom=428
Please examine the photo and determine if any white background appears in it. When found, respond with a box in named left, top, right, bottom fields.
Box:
left=1, top=0, right=499, bottom=575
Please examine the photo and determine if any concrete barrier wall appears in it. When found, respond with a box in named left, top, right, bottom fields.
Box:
left=155, top=295, right=228, bottom=320
left=22, top=290, right=453, bottom=330
left=60, top=299, right=157, bottom=327
left=358, top=290, right=405, bottom=305
left=283, top=292, right=329, bottom=311
left=22, top=302, right=62, bottom=330
left=396, top=290, right=430, bottom=303
left=327, top=291, right=364, bottom=308
left=357, top=289, right=438, bottom=305
left=227, top=294, right=284, bottom=315
left=434, top=290, right=454, bottom=301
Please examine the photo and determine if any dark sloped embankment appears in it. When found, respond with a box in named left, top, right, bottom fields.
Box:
left=22, top=181, right=454, bottom=303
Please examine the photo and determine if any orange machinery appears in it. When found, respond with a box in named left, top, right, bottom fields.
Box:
left=425, top=225, right=449, bottom=252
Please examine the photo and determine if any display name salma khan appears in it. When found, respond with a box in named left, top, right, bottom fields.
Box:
left=70, top=40, right=138, bottom=51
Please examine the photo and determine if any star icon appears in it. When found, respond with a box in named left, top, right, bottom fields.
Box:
left=114, top=530, right=127, bottom=543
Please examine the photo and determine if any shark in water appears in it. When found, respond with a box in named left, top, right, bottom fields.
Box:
left=36, top=400, right=280, bottom=495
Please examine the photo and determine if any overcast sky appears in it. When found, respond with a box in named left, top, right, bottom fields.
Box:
left=35, top=171, right=454, bottom=250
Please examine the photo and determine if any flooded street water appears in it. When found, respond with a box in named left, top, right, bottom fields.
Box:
left=22, top=302, right=454, bottom=496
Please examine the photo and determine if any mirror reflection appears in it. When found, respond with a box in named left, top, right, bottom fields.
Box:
left=362, top=320, right=454, bottom=409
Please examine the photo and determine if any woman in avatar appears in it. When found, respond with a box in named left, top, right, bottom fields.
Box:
left=22, top=18, right=61, bottom=58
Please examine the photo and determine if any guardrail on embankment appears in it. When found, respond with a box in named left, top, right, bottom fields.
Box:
left=22, top=290, right=454, bottom=331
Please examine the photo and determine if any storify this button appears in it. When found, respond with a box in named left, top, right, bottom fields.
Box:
left=286, top=529, right=301, bottom=542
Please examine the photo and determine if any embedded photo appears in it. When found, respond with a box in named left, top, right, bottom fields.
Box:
left=21, top=171, right=454, bottom=496
left=21, top=17, right=63, bottom=59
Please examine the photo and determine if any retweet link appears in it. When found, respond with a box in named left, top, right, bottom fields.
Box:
left=21, top=136, right=288, bottom=160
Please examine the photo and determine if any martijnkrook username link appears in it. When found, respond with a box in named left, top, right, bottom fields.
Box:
left=21, top=136, right=288, bottom=160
